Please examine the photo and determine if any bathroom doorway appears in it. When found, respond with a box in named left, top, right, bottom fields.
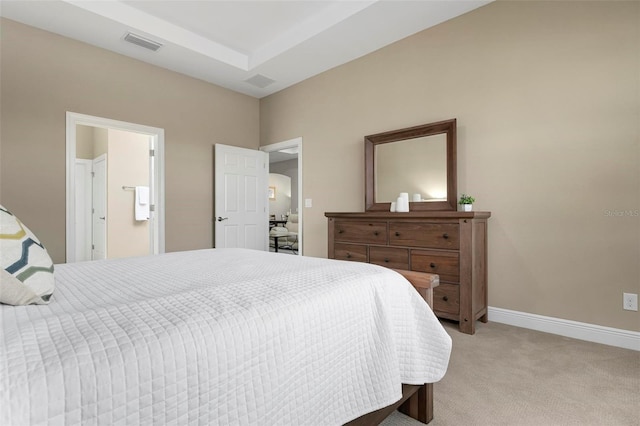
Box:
left=66, top=112, right=165, bottom=262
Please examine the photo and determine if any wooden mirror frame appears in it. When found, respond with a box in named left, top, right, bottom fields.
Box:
left=365, top=118, right=457, bottom=212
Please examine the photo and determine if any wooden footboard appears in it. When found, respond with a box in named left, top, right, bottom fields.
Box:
left=345, top=383, right=433, bottom=425
left=398, top=383, right=433, bottom=423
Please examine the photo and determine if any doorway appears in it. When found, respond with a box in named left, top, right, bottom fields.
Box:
left=261, top=137, right=302, bottom=255
left=66, top=112, right=165, bottom=262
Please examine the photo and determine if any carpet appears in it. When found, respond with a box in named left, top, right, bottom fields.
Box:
left=380, top=320, right=639, bottom=425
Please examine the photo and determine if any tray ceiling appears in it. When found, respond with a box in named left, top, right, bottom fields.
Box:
left=1, top=0, right=491, bottom=98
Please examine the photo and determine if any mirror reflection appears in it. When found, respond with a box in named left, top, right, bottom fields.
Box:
left=375, top=134, right=447, bottom=203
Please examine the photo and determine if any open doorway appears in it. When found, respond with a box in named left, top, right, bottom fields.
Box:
left=261, top=138, right=302, bottom=255
left=66, top=112, right=165, bottom=263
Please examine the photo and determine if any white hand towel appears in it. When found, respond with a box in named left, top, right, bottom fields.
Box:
left=135, top=186, right=150, bottom=221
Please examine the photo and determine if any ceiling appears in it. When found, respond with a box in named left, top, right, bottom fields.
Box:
left=269, top=150, right=297, bottom=164
left=0, top=0, right=491, bottom=98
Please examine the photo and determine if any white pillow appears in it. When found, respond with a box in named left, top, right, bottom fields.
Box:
left=0, top=204, right=55, bottom=305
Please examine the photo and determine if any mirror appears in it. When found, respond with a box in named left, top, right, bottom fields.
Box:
left=365, top=119, right=457, bottom=211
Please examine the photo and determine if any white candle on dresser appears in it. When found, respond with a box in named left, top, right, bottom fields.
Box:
left=396, top=196, right=409, bottom=212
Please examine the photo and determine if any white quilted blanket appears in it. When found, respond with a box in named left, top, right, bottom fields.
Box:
left=1, top=248, right=451, bottom=425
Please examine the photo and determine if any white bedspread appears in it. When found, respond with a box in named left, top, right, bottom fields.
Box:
left=1, top=248, right=451, bottom=425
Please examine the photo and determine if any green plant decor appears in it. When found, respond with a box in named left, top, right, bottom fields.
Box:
left=458, top=194, right=475, bottom=205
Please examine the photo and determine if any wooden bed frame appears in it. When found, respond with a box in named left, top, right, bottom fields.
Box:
left=346, top=383, right=434, bottom=425
left=347, top=269, right=439, bottom=425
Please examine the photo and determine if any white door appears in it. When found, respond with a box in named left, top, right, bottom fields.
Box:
left=74, top=159, right=92, bottom=262
left=214, top=144, right=268, bottom=250
left=92, top=154, right=107, bottom=260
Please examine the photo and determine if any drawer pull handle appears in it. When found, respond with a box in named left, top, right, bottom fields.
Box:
left=384, top=258, right=390, bottom=263
left=346, top=253, right=352, bottom=258
left=443, top=296, right=449, bottom=302
left=443, top=233, right=449, bottom=239
left=395, top=232, right=400, bottom=237
left=338, top=230, right=344, bottom=234
left=430, top=262, right=436, bottom=268
left=373, top=231, right=379, bottom=236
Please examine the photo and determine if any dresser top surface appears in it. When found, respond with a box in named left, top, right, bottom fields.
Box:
left=325, top=211, right=491, bottom=219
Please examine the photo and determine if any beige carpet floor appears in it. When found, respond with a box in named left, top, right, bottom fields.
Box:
left=381, top=320, right=639, bottom=426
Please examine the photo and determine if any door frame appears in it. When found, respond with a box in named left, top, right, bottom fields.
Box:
left=261, top=137, right=303, bottom=255
left=65, top=112, right=165, bottom=262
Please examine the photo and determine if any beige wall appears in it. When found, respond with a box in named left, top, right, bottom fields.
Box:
left=376, top=134, right=447, bottom=202
left=75, top=125, right=94, bottom=160
left=260, top=1, right=640, bottom=331
left=270, top=158, right=299, bottom=213
left=0, top=18, right=260, bottom=263
left=94, top=127, right=108, bottom=158
left=269, top=173, right=291, bottom=220
left=106, top=129, right=150, bottom=259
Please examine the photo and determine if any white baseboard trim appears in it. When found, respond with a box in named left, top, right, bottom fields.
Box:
left=488, top=307, right=640, bottom=351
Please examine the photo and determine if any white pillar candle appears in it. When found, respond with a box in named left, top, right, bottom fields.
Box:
left=396, top=196, right=409, bottom=212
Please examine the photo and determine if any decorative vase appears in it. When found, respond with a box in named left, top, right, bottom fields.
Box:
left=463, top=204, right=473, bottom=212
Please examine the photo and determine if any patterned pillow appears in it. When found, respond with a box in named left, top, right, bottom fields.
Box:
left=0, top=204, right=55, bottom=305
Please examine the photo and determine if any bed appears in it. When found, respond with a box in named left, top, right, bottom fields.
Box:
left=1, top=248, right=452, bottom=425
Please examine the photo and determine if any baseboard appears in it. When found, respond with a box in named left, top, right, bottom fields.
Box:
left=488, top=307, right=640, bottom=351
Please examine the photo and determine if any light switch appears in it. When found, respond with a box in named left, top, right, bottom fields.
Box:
left=305, top=198, right=312, bottom=208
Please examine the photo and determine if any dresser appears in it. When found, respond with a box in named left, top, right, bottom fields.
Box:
left=325, top=211, right=490, bottom=334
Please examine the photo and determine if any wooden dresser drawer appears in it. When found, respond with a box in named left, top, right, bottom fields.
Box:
left=369, top=246, right=409, bottom=270
left=335, top=221, right=387, bottom=244
left=411, top=250, right=460, bottom=282
left=389, top=223, right=459, bottom=250
left=433, top=283, right=460, bottom=315
left=334, top=243, right=367, bottom=262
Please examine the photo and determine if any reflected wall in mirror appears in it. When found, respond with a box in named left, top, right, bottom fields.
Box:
left=375, top=134, right=447, bottom=202
left=365, top=119, right=457, bottom=211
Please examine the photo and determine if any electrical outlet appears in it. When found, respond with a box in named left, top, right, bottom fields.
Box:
left=623, top=293, right=638, bottom=311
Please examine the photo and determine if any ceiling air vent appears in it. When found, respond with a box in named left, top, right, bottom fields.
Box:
left=244, top=74, right=276, bottom=89
left=123, top=32, right=163, bottom=52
